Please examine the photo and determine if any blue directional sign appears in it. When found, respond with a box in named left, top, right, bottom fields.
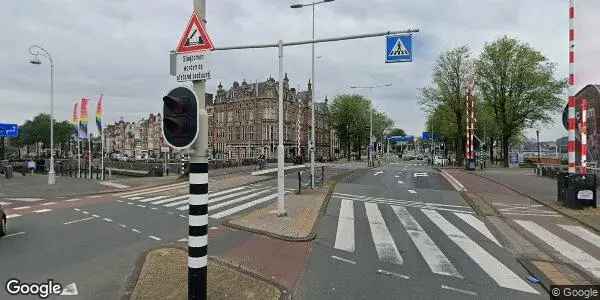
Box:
left=386, top=34, right=413, bottom=63
left=387, top=135, right=414, bottom=143
left=0, top=123, right=19, bottom=138
left=422, top=132, right=442, bottom=141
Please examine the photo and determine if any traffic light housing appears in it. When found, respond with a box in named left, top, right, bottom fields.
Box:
left=162, top=87, right=198, bottom=149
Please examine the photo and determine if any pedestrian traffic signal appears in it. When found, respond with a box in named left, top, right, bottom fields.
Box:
left=162, top=87, right=198, bottom=149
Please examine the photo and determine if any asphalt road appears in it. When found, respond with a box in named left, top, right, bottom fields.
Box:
left=0, top=163, right=342, bottom=300
left=296, top=161, right=548, bottom=300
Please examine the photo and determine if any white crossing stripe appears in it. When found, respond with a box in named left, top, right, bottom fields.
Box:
left=152, top=195, right=188, bottom=205
left=128, top=196, right=145, bottom=201
left=13, top=206, right=30, bottom=210
left=558, top=224, right=600, bottom=248
left=118, top=183, right=186, bottom=198
left=424, top=210, right=538, bottom=294
left=408, top=190, right=417, bottom=194
left=164, top=199, right=190, bottom=207
left=210, top=193, right=280, bottom=219
left=6, top=214, right=21, bottom=219
left=138, top=195, right=168, bottom=203
left=33, top=209, right=52, bottom=214
left=454, top=212, right=502, bottom=247
left=42, top=202, right=56, bottom=206
left=392, top=206, right=461, bottom=278
left=334, top=200, right=355, bottom=253
left=148, top=235, right=161, bottom=241
left=66, top=198, right=81, bottom=202
left=364, top=202, right=403, bottom=265
left=208, top=188, right=274, bottom=211
left=208, top=188, right=263, bottom=204
left=209, top=186, right=247, bottom=198
left=516, top=220, right=600, bottom=279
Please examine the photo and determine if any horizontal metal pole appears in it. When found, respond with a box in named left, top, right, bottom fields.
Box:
left=212, top=29, right=419, bottom=51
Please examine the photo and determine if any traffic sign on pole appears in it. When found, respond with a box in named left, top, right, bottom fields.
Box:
left=176, top=12, right=214, bottom=53
left=385, top=34, right=413, bottom=63
left=0, top=123, right=19, bottom=138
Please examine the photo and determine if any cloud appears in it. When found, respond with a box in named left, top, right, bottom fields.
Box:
left=0, top=0, right=598, bottom=142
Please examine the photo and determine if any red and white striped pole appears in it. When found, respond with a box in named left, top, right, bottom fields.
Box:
left=567, top=0, right=576, bottom=174
left=581, top=98, right=588, bottom=174
left=465, top=87, right=471, bottom=162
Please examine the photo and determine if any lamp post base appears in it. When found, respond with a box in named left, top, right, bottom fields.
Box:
left=48, top=170, right=56, bottom=185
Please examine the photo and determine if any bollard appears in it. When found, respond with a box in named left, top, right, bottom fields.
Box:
left=298, top=171, right=302, bottom=194
left=321, top=166, right=325, bottom=186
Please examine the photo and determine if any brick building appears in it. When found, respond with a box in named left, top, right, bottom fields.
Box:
left=208, top=75, right=339, bottom=161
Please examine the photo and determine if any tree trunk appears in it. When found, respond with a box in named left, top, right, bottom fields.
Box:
left=502, top=136, right=509, bottom=168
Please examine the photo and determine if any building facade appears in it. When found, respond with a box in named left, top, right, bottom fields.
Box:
left=208, top=75, right=339, bottom=161
left=104, top=113, right=166, bottom=159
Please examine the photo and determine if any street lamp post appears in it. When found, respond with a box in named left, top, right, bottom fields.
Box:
left=291, top=0, right=335, bottom=189
left=29, top=45, right=55, bottom=185
left=349, top=83, right=392, bottom=167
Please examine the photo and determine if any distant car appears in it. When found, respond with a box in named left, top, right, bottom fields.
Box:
left=0, top=204, right=6, bottom=236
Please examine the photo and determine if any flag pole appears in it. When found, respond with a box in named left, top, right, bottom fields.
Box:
left=101, top=130, right=104, bottom=180
left=88, top=133, right=92, bottom=179
left=77, top=137, right=81, bottom=178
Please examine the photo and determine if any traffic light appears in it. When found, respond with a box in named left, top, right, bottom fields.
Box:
left=162, top=87, right=198, bottom=148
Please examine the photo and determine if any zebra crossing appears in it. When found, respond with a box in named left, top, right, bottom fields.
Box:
left=117, top=184, right=293, bottom=220
left=331, top=194, right=540, bottom=295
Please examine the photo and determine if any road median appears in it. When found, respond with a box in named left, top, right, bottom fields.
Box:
left=126, top=247, right=284, bottom=300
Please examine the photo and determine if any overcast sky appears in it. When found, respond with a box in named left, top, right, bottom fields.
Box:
left=1, top=0, right=598, bottom=141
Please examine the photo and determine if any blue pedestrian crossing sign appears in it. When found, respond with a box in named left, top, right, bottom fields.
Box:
left=386, top=34, right=413, bottom=63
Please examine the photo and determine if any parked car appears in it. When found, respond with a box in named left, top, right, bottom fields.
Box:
left=0, top=204, right=6, bottom=236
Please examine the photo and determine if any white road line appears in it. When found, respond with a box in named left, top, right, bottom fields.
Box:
left=13, top=206, right=30, bottom=210
left=210, top=193, right=279, bottom=219
left=131, top=228, right=141, bottom=233
left=73, top=208, right=81, bottom=211
left=376, top=269, right=410, bottom=280
left=209, top=186, right=247, bottom=198
left=3, top=231, right=26, bottom=238
left=128, top=196, right=145, bottom=201
left=82, top=211, right=89, bottom=214
left=364, top=202, right=403, bottom=265
left=92, top=214, right=100, bottom=218
left=178, top=238, right=188, bottom=242
left=6, top=214, right=21, bottom=219
left=116, top=200, right=124, bottom=203
left=333, top=194, right=470, bottom=209
left=334, top=199, right=355, bottom=253
left=398, top=181, right=404, bottom=184
left=441, top=285, right=477, bottom=296
left=392, top=206, right=461, bottom=278
left=33, top=209, right=52, bottom=214
left=42, top=202, right=56, bottom=206
left=119, top=224, right=127, bottom=228
left=151, top=207, right=158, bottom=210
left=64, top=217, right=95, bottom=225
left=208, top=188, right=264, bottom=205
left=408, top=190, right=417, bottom=194
left=179, top=214, right=187, bottom=218
left=99, top=181, right=130, bottom=189
left=559, top=224, right=600, bottom=248
left=66, top=198, right=81, bottom=202
left=423, top=210, right=538, bottom=294
left=127, top=202, right=134, bottom=205
left=394, top=175, right=400, bottom=178
left=208, top=188, right=274, bottom=211
left=118, top=183, right=187, bottom=198
left=103, top=218, right=113, bottom=223
left=87, top=195, right=103, bottom=199
left=454, top=212, right=502, bottom=247
left=152, top=195, right=188, bottom=205
left=136, top=205, right=146, bottom=208
left=138, top=195, right=168, bottom=203
left=149, top=235, right=161, bottom=241
left=515, top=220, right=600, bottom=278
left=331, top=255, right=357, bottom=264
left=164, top=199, right=191, bottom=207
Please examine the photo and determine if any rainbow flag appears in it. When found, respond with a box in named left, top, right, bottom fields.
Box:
left=96, top=94, right=103, bottom=134
left=71, top=101, right=80, bottom=136
left=79, top=98, right=89, bottom=139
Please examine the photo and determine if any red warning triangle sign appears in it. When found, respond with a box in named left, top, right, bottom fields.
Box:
left=176, top=13, right=214, bottom=53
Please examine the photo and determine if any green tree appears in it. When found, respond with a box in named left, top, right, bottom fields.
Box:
left=475, top=36, right=566, bottom=167
left=419, top=46, right=473, bottom=165
left=388, top=128, right=406, bottom=137
left=330, top=94, right=370, bottom=160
